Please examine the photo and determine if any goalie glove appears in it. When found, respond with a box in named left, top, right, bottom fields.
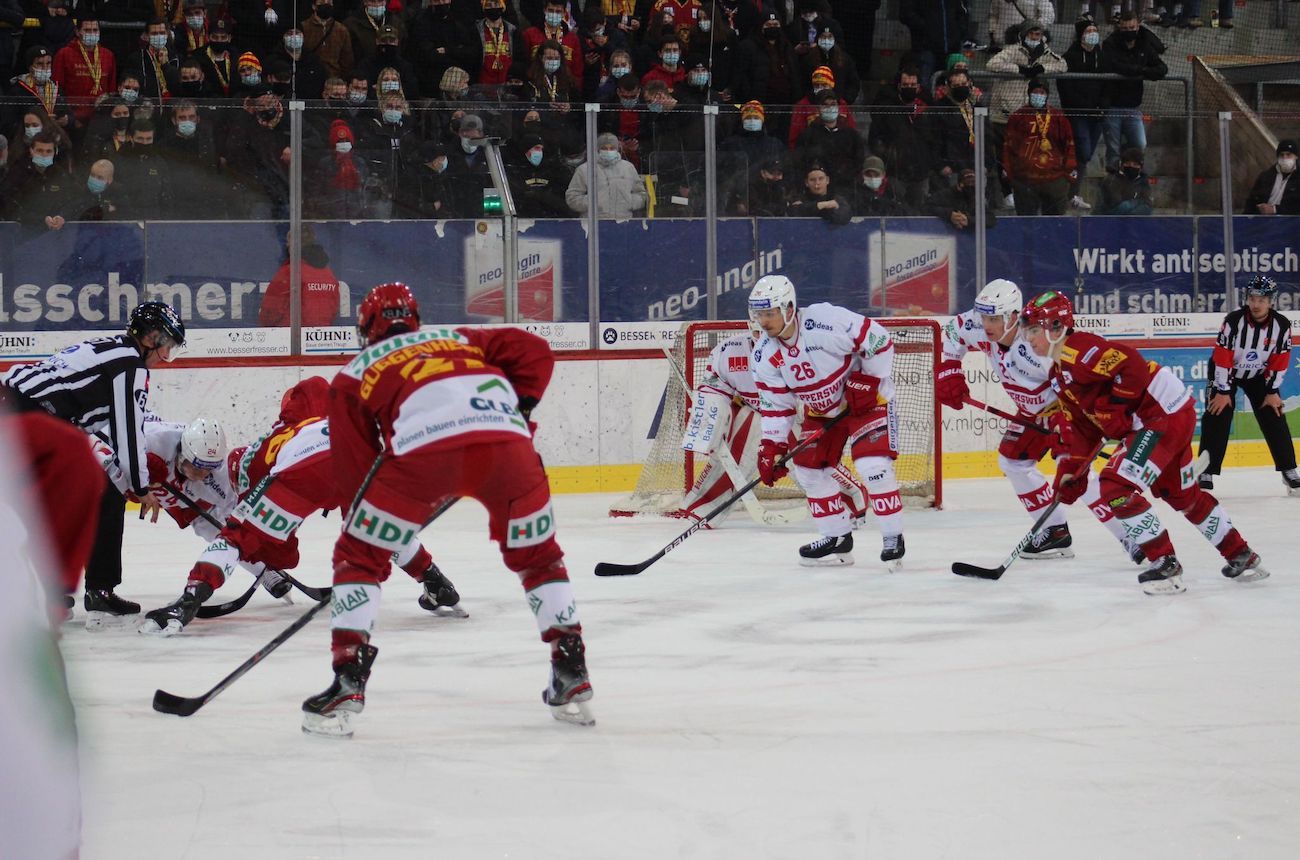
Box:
left=844, top=372, right=880, bottom=416
left=757, top=439, right=789, bottom=487
left=935, top=359, right=968, bottom=410
left=1052, top=454, right=1091, bottom=505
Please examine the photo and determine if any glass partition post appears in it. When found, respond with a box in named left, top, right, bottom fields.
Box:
left=585, top=103, right=601, bottom=348
left=1218, top=111, right=1235, bottom=305
left=288, top=100, right=304, bottom=355
left=974, top=106, right=988, bottom=291
left=704, top=104, right=719, bottom=321
left=483, top=140, right=519, bottom=324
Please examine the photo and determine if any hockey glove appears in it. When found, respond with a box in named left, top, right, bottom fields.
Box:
left=758, top=439, right=789, bottom=486
left=1093, top=399, right=1134, bottom=440
left=844, top=372, right=880, bottom=416
left=935, top=360, right=969, bottom=410
left=1052, top=455, right=1091, bottom=505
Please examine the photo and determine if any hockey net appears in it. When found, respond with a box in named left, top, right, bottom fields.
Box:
left=610, top=318, right=943, bottom=517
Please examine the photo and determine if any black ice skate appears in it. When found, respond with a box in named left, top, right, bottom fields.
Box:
left=83, top=589, right=141, bottom=630
left=260, top=568, right=292, bottom=600
left=1283, top=468, right=1300, bottom=497
left=417, top=564, right=467, bottom=618
left=880, top=534, right=905, bottom=572
left=799, top=533, right=854, bottom=567
left=1221, top=549, right=1270, bottom=583
left=1198, top=473, right=1214, bottom=491
left=1021, top=524, right=1075, bottom=560
left=139, top=583, right=214, bottom=637
left=1138, top=556, right=1185, bottom=596
left=543, top=633, right=594, bottom=726
left=301, top=643, right=379, bottom=739
left=1121, top=538, right=1146, bottom=566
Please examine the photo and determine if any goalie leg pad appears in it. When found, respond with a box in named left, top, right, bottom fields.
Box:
left=681, top=389, right=735, bottom=456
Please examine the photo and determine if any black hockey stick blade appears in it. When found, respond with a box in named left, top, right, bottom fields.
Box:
left=951, top=561, right=1007, bottom=580
left=595, top=551, right=665, bottom=577
left=194, top=580, right=259, bottom=619
left=152, top=688, right=206, bottom=717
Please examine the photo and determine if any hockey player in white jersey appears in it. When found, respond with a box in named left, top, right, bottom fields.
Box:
left=677, top=320, right=869, bottom=524
left=939, top=279, right=1143, bottom=563
left=748, top=275, right=906, bottom=570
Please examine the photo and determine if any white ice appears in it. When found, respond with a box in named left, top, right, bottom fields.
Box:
left=64, top=468, right=1300, bottom=860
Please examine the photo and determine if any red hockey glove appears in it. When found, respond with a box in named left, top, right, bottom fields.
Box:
left=844, top=372, right=880, bottom=416
left=1052, top=454, right=1091, bottom=505
left=757, top=439, right=789, bottom=486
left=935, top=359, right=968, bottom=410
left=1093, top=400, right=1133, bottom=440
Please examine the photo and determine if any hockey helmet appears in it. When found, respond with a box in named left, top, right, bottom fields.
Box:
left=128, top=301, right=186, bottom=356
left=748, top=274, right=797, bottom=329
left=357, top=282, right=420, bottom=347
left=180, top=417, right=227, bottom=472
left=1244, top=274, right=1278, bottom=301
left=1021, top=290, right=1075, bottom=342
left=974, top=278, right=1023, bottom=328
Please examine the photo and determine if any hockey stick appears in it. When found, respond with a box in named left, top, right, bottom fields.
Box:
left=152, top=596, right=331, bottom=716
left=596, top=412, right=847, bottom=577
left=163, top=481, right=329, bottom=601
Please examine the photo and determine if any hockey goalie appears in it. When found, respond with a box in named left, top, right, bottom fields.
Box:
left=674, top=319, right=869, bottom=526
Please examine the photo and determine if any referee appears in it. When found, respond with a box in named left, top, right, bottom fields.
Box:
left=0, top=301, right=186, bottom=620
left=1197, top=275, right=1299, bottom=494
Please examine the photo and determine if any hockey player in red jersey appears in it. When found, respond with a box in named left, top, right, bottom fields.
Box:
left=1023, top=291, right=1270, bottom=595
left=139, top=376, right=461, bottom=636
left=301, top=283, right=592, bottom=738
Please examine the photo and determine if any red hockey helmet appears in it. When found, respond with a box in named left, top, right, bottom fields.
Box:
left=1022, top=290, right=1075, bottom=335
left=357, top=282, right=420, bottom=347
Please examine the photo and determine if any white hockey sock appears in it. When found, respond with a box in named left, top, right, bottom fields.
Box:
left=792, top=464, right=850, bottom=536
left=526, top=580, right=580, bottom=637
left=856, top=457, right=903, bottom=537
left=1192, top=503, right=1235, bottom=548
left=330, top=583, right=382, bottom=636
left=1000, top=454, right=1067, bottom=529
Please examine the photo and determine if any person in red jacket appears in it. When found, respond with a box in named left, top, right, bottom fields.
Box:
left=52, top=17, right=117, bottom=127
left=1002, top=78, right=1077, bottom=215
left=258, top=229, right=342, bottom=327
left=1022, top=291, right=1270, bottom=596
left=301, top=283, right=593, bottom=738
left=521, top=0, right=584, bottom=82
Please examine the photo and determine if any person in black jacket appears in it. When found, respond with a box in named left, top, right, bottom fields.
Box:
left=868, top=64, right=933, bottom=212
left=850, top=155, right=909, bottom=216
left=1100, top=12, right=1165, bottom=173
left=1243, top=139, right=1300, bottom=216
left=408, top=0, right=479, bottom=96
left=1060, top=16, right=1107, bottom=206
left=899, top=0, right=971, bottom=86
left=788, top=161, right=850, bottom=224
left=927, top=166, right=996, bottom=231
left=508, top=132, right=572, bottom=217
left=734, top=14, right=801, bottom=144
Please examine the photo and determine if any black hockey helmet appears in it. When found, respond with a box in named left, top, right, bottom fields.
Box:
left=128, top=301, right=186, bottom=347
left=1244, top=275, right=1278, bottom=300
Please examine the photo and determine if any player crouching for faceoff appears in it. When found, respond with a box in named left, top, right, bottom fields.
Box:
left=300, top=283, right=592, bottom=738
left=677, top=318, right=869, bottom=524
left=748, top=274, right=906, bottom=570
left=1023, top=291, right=1269, bottom=595
left=139, top=376, right=462, bottom=636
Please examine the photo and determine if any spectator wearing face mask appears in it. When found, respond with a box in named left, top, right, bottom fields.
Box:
left=66, top=158, right=117, bottom=222
left=1002, top=78, right=1076, bottom=216
left=127, top=19, right=182, bottom=103
left=523, top=0, right=585, bottom=83
left=719, top=99, right=783, bottom=178
left=1097, top=146, right=1153, bottom=215
left=307, top=120, right=371, bottom=219
left=355, top=26, right=419, bottom=97
left=172, top=0, right=209, bottom=60
left=735, top=14, right=801, bottom=142
left=794, top=91, right=864, bottom=192
left=577, top=8, right=619, bottom=101
left=53, top=17, right=117, bottom=128
left=475, top=0, right=528, bottom=90
left=302, top=0, right=354, bottom=81
left=221, top=89, right=290, bottom=219
left=273, top=27, right=328, bottom=99
left=1060, top=16, right=1106, bottom=207
left=850, top=155, right=909, bottom=217
left=927, top=167, right=997, bottom=231
left=674, top=59, right=718, bottom=106
left=8, top=47, right=76, bottom=136
left=1244, top=140, right=1300, bottom=216
left=444, top=112, right=494, bottom=216
left=345, top=0, right=403, bottom=69
left=357, top=92, right=419, bottom=216
left=525, top=39, right=579, bottom=110
left=729, top=154, right=788, bottom=216
left=987, top=0, right=1057, bottom=51
left=410, top=0, right=478, bottom=96
left=798, top=24, right=858, bottom=105
left=409, top=141, right=451, bottom=216
left=986, top=20, right=1066, bottom=207
left=115, top=120, right=174, bottom=219
left=194, top=16, right=236, bottom=97
left=786, top=0, right=843, bottom=59
left=0, top=131, right=72, bottom=228
left=233, top=51, right=265, bottom=97
left=786, top=64, right=856, bottom=151
left=597, top=74, right=644, bottom=170
left=641, top=33, right=687, bottom=91
left=81, top=97, right=133, bottom=160
left=507, top=132, right=571, bottom=217
left=566, top=131, right=647, bottom=218
left=1100, top=11, right=1165, bottom=173
left=868, top=64, right=933, bottom=212
left=687, top=7, right=736, bottom=102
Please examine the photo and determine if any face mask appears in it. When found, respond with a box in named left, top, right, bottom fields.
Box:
left=484, top=7, right=503, bottom=20
left=620, top=96, right=638, bottom=108
left=336, top=140, right=352, bottom=153
left=1279, top=157, right=1297, bottom=174
left=81, top=32, right=100, bottom=47
left=431, top=158, right=447, bottom=173
left=1121, top=166, right=1141, bottom=180
left=648, top=101, right=664, bottom=113
left=242, top=73, right=261, bottom=86
left=1028, top=93, right=1047, bottom=109
left=177, top=119, right=197, bottom=136
left=698, top=19, right=711, bottom=33
left=88, top=175, right=108, bottom=193
left=460, top=136, right=476, bottom=152
left=742, top=118, right=762, bottom=132
left=112, top=116, right=129, bottom=131
left=1024, top=37, right=1041, bottom=49
left=187, top=15, right=204, bottom=29
left=819, top=106, right=838, bottom=122
left=865, top=175, right=883, bottom=190
left=24, top=125, right=40, bottom=140
left=898, top=86, right=917, bottom=101
left=661, top=52, right=679, bottom=67
left=149, top=34, right=167, bottom=49
left=527, top=149, right=543, bottom=166
left=817, top=38, right=834, bottom=52
left=380, top=79, right=401, bottom=92
left=316, top=3, right=333, bottom=18
left=384, top=109, right=403, bottom=124
left=564, top=155, right=583, bottom=167
left=286, top=34, right=304, bottom=50
left=366, top=4, right=386, bottom=16
left=544, top=11, right=563, bottom=27
left=348, top=89, right=367, bottom=103
left=433, top=3, right=450, bottom=15
left=801, top=12, right=817, bottom=22
left=210, top=40, right=229, bottom=53
left=33, top=68, right=51, bottom=84
left=689, top=72, right=709, bottom=87
left=121, top=88, right=139, bottom=102
left=181, top=80, right=203, bottom=95
left=612, top=65, right=630, bottom=78
left=543, top=58, right=561, bottom=74
left=598, top=149, right=619, bottom=164
left=1083, top=31, right=1100, bottom=47
left=33, top=154, right=54, bottom=169
left=763, top=27, right=778, bottom=40
left=591, top=26, right=605, bottom=37
left=950, top=86, right=970, bottom=101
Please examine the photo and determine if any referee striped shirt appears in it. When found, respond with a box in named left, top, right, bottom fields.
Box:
left=2, top=335, right=152, bottom=494
left=1210, top=307, right=1293, bottom=394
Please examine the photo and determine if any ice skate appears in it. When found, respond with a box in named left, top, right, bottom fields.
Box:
left=799, top=534, right=854, bottom=567
left=543, top=633, right=594, bottom=727
left=260, top=568, right=292, bottom=600
left=1021, top=524, right=1075, bottom=560
left=880, top=534, right=905, bottom=572
left=1138, top=556, right=1185, bottom=596
left=1198, top=473, right=1214, bottom=491
left=1282, top=468, right=1300, bottom=497
left=302, top=644, right=378, bottom=739
left=417, top=564, right=468, bottom=618
left=139, top=583, right=214, bottom=637
left=83, top=589, right=141, bottom=630
left=1121, top=537, right=1146, bottom=566
left=1221, top=549, right=1270, bottom=583
left=60, top=594, right=75, bottom=624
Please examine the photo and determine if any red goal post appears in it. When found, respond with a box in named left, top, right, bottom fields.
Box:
left=610, top=318, right=943, bottom=517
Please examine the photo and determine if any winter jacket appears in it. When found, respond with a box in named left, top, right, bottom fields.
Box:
left=1243, top=166, right=1300, bottom=216
left=868, top=87, right=934, bottom=183
left=565, top=157, right=647, bottom=218
left=985, top=41, right=1066, bottom=124
left=1101, top=27, right=1165, bottom=110
left=1059, top=41, right=1107, bottom=116
left=899, top=0, right=970, bottom=58
left=1003, top=104, right=1077, bottom=184
left=988, top=0, right=1056, bottom=44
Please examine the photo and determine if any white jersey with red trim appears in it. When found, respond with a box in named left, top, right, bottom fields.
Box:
left=752, top=302, right=895, bottom=442
left=942, top=310, right=1058, bottom=417
left=93, top=418, right=238, bottom=523
left=699, top=334, right=762, bottom=410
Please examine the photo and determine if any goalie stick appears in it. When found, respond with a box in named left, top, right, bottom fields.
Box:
left=660, top=346, right=804, bottom=526
left=595, top=412, right=847, bottom=577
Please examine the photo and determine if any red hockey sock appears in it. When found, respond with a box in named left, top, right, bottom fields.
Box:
left=187, top=562, right=225, bottom=592
left=331, top=629, right=369, bottom=667
left=400, top=545, right=433, bottom=580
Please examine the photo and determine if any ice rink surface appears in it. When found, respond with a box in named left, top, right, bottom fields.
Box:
left=64, top=468, right=1300, bottom=860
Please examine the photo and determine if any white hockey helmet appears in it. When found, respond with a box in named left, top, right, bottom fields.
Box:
left=974, top=278, right=1023, bottom=329
left=748, top=274, right=797, bottom=328
left=180, top=417, right=227, bottom=472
